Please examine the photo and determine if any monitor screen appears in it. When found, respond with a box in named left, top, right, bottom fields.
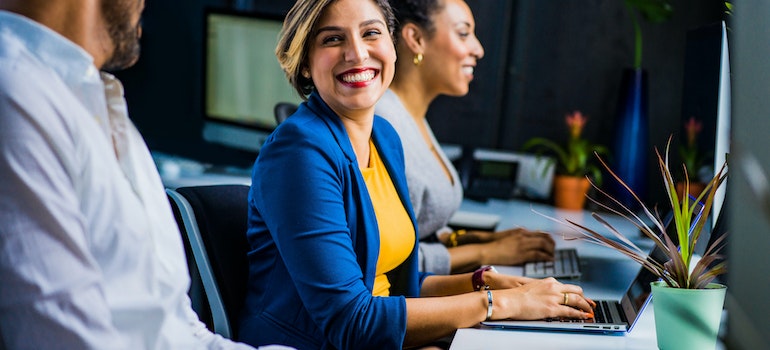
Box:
left=202, top=9, right=304, bottom=153
left=680, top=21, right=731, bottom=227
left=713, top=20, right=731, bottom=226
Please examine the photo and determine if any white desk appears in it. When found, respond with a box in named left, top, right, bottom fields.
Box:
left=450, top=315, right=657, bottom=350
left=450, top=198, right=727, bottom=349
left=152, top=152, right=252, bottom=189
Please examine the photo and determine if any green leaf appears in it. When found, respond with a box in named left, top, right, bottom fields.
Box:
left=623, top=0, right=674, bottom=68
left=625, top=0, right=674, bottom=22
left=533, top=135, right=728, bottom=289
left=522, top=137, right=570, bottom=174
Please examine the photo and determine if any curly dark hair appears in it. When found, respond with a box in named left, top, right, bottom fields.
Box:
left=389, top=0, right=445, bottom=38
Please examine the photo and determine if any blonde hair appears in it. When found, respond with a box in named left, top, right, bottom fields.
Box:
left=276, top=0, right=396, bottom=99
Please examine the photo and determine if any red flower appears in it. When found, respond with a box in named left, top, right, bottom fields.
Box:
left=684, top=116, right=703, bottom=148
left=565, top=111, right=587, bottom=140
left=679, top=116, right=705, bottom=180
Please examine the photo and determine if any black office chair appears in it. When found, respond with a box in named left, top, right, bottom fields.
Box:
left=166, top=184, right=251, bottom=340
left=273, top=102, right=298, bottom=125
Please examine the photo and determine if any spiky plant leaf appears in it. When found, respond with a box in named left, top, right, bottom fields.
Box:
left=535, top=136, right=728, bottom=289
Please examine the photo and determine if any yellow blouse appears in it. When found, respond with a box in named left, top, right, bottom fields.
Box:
left=360, top=141, right=415, bottom=296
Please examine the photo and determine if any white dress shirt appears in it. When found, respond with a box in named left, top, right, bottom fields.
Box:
left=0, top=11, right=287, bottom=350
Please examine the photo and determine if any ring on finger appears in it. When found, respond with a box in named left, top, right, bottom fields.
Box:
left=562, top=292, right=569, bottom=306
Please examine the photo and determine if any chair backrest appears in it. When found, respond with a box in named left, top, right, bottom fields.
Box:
left=274, top=102, right=298, bottom=125
left=166, top=184, right=250, bottom=340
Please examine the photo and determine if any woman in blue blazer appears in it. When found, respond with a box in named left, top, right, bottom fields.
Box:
left=238, top=0, right=595, bottom=349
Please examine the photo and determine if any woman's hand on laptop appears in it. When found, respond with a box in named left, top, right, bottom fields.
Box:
left=490, top=278, right=595, bottom=321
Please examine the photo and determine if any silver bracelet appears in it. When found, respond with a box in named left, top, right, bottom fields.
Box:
left=485, top=290, right=494, bottom=321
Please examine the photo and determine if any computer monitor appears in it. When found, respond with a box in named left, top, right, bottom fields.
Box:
left=712, top=21, right=731, bottom=227
left=680, top=21, right=731, bottom=228
left=202, top=8, right=304, bottom=153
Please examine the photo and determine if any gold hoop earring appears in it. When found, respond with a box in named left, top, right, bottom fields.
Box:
left=413, top=53, right=423, bottom=66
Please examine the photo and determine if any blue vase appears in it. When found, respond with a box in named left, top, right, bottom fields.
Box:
left=610, top=68, right=649, bottom=209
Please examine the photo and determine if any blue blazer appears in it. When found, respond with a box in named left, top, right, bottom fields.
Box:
left=238, top=92, right=429, bottom=349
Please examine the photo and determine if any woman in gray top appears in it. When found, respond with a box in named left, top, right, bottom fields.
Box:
left=376, top=0, right=555, bottom=274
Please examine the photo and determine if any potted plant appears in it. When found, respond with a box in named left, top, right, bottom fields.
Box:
left=546, top=137, right=727, bottom=350
left=523, top=111, right=609, bottom=210
left=677, top=116, right=710, bottom=199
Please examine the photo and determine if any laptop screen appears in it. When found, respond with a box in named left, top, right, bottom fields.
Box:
left=622, top=264, right=658, bottom=316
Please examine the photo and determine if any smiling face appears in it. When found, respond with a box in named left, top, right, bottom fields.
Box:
left=421, top=0, right=484, bottom=97
left=306, top=0, right=396, bottom=119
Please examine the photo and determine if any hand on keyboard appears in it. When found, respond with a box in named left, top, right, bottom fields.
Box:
left=487, top=278, right=595, bottom=321
left=478, top=227, right=556, bottom=266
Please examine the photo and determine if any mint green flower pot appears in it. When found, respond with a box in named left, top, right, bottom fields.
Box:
left=651, top=281, right=726, bottom=350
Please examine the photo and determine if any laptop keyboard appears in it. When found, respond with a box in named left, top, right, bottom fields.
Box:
left=593, top=300, right=612, bottom=323
left=524, top=248, right=582, bottom=279
left=547, top=300, right=623, bottom=325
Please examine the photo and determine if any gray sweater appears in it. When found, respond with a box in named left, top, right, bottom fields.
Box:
left=375, top=89, right=464, bottom=274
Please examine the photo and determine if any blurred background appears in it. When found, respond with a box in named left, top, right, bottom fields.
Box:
left=115, top=0, right=726, bottom=207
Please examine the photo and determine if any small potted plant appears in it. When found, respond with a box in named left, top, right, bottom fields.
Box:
left=678, top=116, right=710, bottom=199
left=523, top=111, right=609, bottom=210
left=545, top=137, right=727, bottom=350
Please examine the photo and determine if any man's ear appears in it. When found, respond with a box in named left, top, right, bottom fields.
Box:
left=399, top=22, right=426, bottom=55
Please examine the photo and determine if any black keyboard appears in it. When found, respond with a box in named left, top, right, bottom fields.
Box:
left=593, top=300, right=612, bottom=323
left=524, top=248, right=582, bottom=279
left=585, top=300, right=627, bottom=325
left=547, top=300, right=620, bottom=324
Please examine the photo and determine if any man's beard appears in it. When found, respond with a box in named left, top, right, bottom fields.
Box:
left=101, top=1, right=142, bottom=72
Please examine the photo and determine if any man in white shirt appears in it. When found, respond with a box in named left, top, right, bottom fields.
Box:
left=0, top=1, right=287, bottom=349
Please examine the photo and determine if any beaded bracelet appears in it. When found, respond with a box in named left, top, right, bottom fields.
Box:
left=448, top=229, right=466, bottom=247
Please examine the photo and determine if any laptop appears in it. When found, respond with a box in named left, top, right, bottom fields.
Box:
left=483, top=199, right=709, bottom=334
left=482, top=257, right=659, bottom=333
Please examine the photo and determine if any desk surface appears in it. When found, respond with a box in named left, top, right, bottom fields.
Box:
left=451, top=198, right=726, bottom=350
left=459, top=198, right=655, bottom=299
